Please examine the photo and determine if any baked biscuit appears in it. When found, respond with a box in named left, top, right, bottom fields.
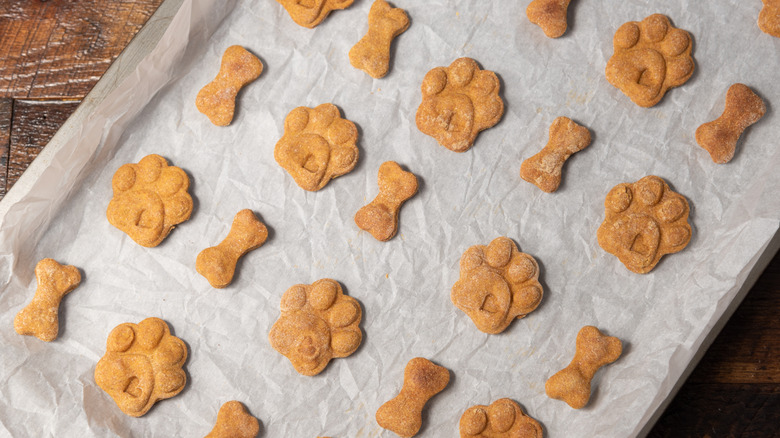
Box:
left=759, top=0, right=780, bottom=37
left=349, top=0, right=410, bottom=78
left=196, top=45, right=263, bottom=126
left=205, top=401, right=260, bottom=438
left=14, top=259, right=81, bottom=342
left=526, top=0, right=572, bottom=38
left=459, top=398, right=543, bottom=438
left=520, top=116, right=591, bottom=193
left=354, top=161, right=417, bottom=241
left=277, top=0, right=354, bottom=28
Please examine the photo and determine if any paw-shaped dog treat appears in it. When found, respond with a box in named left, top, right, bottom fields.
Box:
left=597, top=175, right=691, bottom=274
left=605, top=14, right=694, bottom=108
left=520, top=116, right=591, bottom=193
left=545, top=326, right=622, bottom=409
left=354, top=161, right=418, bottom=241
left=459, top=398, right=543, bottom=438
left=205, top=401, right=260, bottom=438
left=268, top=279, right=362, bottom=376
left=416, top=58, right=504, bottom=152
left=14, top=258, right=81, bottom=342
left=196, top=209, right=268, bottom=288
left=277, top=0, right=354, bottom=28
left=274, top=104, right=359, bottom=191
left=695, top=83, right=766, bottom=164
left=94, top=317, right=187, bottom=417
left=526, top=0, right=572, bottom=38
left=376, top=357, right=450, bottom=438
left=106, top=154, right=193, bottom=247
left=349, top=0, right=409, bottom=78
left=451, top=237, right=543, bottom=334
left=196, top=45, right=263, bottom=126
left=759, top=0, right=780, bottom=37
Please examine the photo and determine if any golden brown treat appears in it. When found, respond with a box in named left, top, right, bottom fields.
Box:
left=106, top=154, right=193, bottom=247
left=759, top=0, right=780, bottom=37
left=354, top=161, right=417, bottom=241
left=597, top=175, right=691, bottom=274
left=605, top=14, right=694, bottom=108
left=274, top=104, right=359, bottom=191
left=277, top=0, right=354, bottom=28
left=451, top=237, right=543, bottom=334
left=695, top=83, right=766, bottom=164
left=416, top=58, right=504, bottom=152
left=520, top=117, right=591, bottom=193
left=94, top=317, right=187, bottom=417
left=14, top=259, right=81, bottom=342
left=349, top=0, right=410, bottom=78
left=545, top=326, right=622, bottom=409
left=205, top=401, right=260, bottom=438
left=196, top=45, right=263, bottom=126
left=459, top=398, right=543, bottom=438
left=269, top=279, right=362, bottom=376
left=526, top=0, right=572, bottom=38
left=196, top=209, right=268, bottom=288
left=376, top=357, right=450, bottom=438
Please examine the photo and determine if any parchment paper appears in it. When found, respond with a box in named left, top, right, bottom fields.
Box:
left=1, top=0, right=779, bottom=436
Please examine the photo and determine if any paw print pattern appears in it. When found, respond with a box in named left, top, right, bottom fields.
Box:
left=94, top=317, right=187, bottom=417
left=106, top=154, right=193, bottom=247
left=605, top=14, right=694, bottom=108
left=277, top=0, right=354, bottom=28
left=416, top=58, right=504, bottom=152
left=274, top=104, right=359, bottom=192
left=597, top=175, right=692, bottom=274
left=451, top=237, right=543, bottom=334
left=269, top=279, right=362, bottom=376
left=459, top=398, right=543, bottom=438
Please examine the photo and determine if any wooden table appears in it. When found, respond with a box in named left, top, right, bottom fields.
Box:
left=1, top=1, right=778, bottom=436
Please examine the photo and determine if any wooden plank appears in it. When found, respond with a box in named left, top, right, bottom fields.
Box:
left=0, top=98, right=11, bottom=196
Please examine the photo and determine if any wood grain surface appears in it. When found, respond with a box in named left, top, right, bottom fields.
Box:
left=0, top=1, right=778, bottom=436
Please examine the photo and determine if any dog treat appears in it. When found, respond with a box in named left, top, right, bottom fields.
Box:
left=14, top=259, right=81, bottom=342
left=451, top=237, right=543, bottom=334
left=94, top=317, right=187, bottom=417
left=106, top=154, right=193, bottom=247
left=605, top=14, right=694, bottom=108
left=349, top=0, right=409, bottom=78
left=520, top=117, right=591, bottom=193
left=354, top=161, right=418, bottom=241
left=376, top=357, right=450, bottom=438
left=205, top=401, right=260, bottom=438
left=274, top=103, right=359, bottom=191
left=545, top=326, right=622, bottom=409
left=526, top=0, right=572, bottom=38
left=695, top=83, right=766, bottom=164
left=597, top=175, right=691, bottom=274
left=269, top=279, right=362, bottom=376
left=416, top=58, right=504, bottom=152
left=196, top=45, right=263, bottom=126
left=196, top=210, right=268, bottom=288
left=277, top=0, right=354, bottom=28
left=759, top=0, right=780, bottom=37
left=459, top=398, right=543, bottom=438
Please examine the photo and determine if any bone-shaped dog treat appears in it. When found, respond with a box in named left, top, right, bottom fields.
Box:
left=196, top=209, right=268, bottom=288
left=196, top=45, right=263, bottom=126
left=376, top=357, right=450, bottom=437
left=354, top=161, right=418, bottom=241
left=349, top=0, right=409, bottom=78
left=545, top=326, right=622, bottom=409
left=520, top=117, right=591, bottom=193
left=695, top=83, right=766, bottom=164
left=205, top=401, right=260, bottom=438
left=759, top=0, right=780, bottom=37
left=14, top=259, right=81, bottom=342
left=526, top=0, right=572, bottom=38
left=277, top=0, right=354, bottom=28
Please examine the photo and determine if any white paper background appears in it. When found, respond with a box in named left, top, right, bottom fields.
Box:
left=1, top=0, right=779, bottom=436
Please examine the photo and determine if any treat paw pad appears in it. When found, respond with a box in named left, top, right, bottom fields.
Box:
left=416, top=57, right=504, bottom=152
left=205, top=401, right=260, bottom=438
left=196, top=45, right=263, bottom=126
left=759, top=0, right=780, bottom=37
left=354, top=161, right=418, bottom=241
left=349, top=0, right=409, bottom=78
left=94, top=317, right=187, bottom=417
left=545, top=326, right=622, bottom=409
left=269, top=279, right=362, bottom=376
left=14, top=258, right=81, bottom=342
left=597, top=175, right=691, bottom=274
left=451, top=237, right=543, bottom=334
left=526, top=0, right=572, bottom=38
left=459, top=398, right=543, bottom=438
left=520, top=116, right=591, bottom=193
left=277, top=0, right=354, bottom=28
left=274, top=103, right=359, bottom=191
left=605, top=14, right=694, bottom=108
left=106, top=154, right=193, bottom=247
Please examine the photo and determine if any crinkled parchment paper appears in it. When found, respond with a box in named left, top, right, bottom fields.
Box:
left=1, top=0, right=779, bottom=436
